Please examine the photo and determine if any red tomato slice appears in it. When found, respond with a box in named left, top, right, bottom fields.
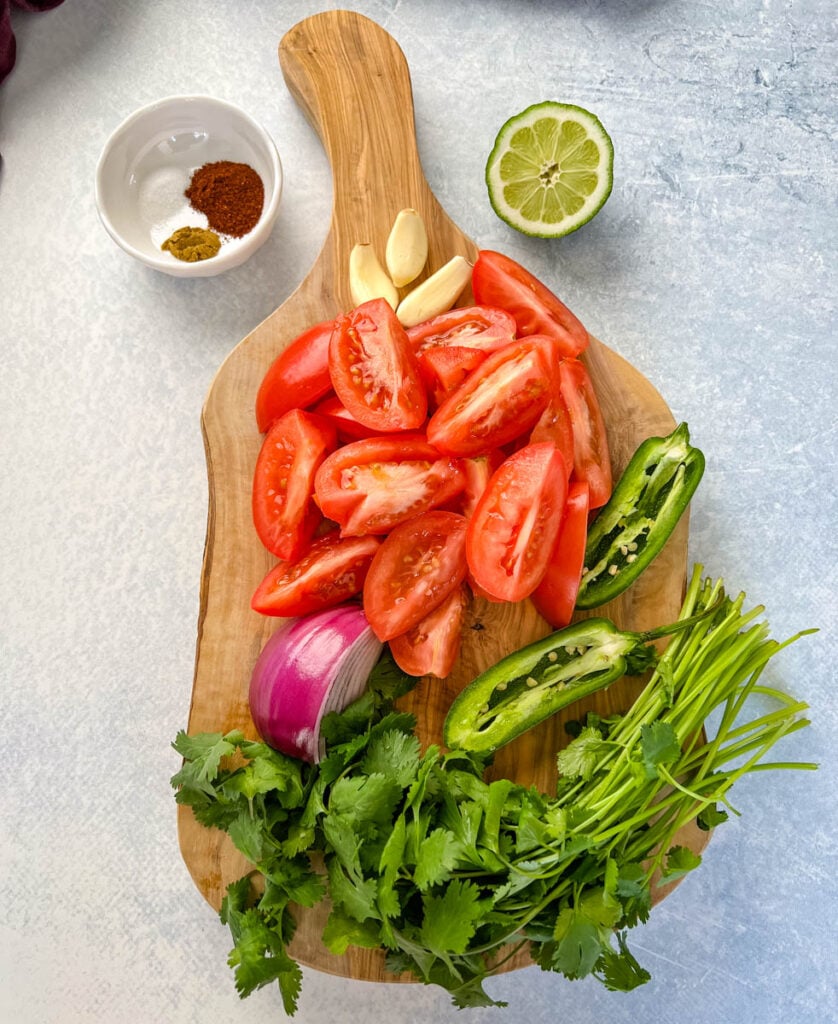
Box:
left=471, top=250, right=588, bottom=358
left=314, top=435, right=466, bottom=537
left=255, top=320, right=334, bottom=433
left=329, top=298, right=427, bottom=432
left=363, top=511, right=468, bottom=641
left=252, top=410, right=337, bottom=560
left=407, top=305, right=517, bottom=353
left=529, top=369, right=575, bottom=480
left=461, top=449, right=505, bottom=518
left=388, top=584, right=467, bottom=679
left=418, top=345, right=488, bottom=406
left=426, top=335, right=558, bottom=456
left=531, top=481, right=590, bottom=629
left=466, top=442, right=568, bottom=603
left=251, top=533, right=380, bottom=617
left=312, top=393, right=387, bottom=442
left=559, top=358, right=613, bottom=509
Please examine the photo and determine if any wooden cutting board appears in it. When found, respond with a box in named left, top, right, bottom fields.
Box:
left=177, top=9, right=707, bottom=983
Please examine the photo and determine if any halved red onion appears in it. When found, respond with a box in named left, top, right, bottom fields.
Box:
left=248, top=604, right=383, bottom=763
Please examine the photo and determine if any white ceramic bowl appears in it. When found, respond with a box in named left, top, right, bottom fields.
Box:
left=95, top=95, right=282, bottom=277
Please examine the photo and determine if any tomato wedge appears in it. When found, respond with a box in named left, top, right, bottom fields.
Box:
left=314, top=435, right=466, bottom=537
left=529, top=369, right=575, bottom=480
left=329, top=298, right=427, bottom=432
left=559, top=358, right=613, bottom=509
left=389, top=584, right=467, bottom=678
left=252, top=410, right=337, bottom=561
left=407, top=305, right=517, bottom=353
left=466, top=442, right=568, bottom=603
left=461, top=449, right=505, bottom=518
left=471, top=250, right=588, bottom=358
left=312, top=394, right=387, bottom=442
left=531, top=481, right=590, bottom=629
left=251, top=533, right=380, bottom=617
left=255, top=320, right=334, bottom=433
left=418, top=345, right=488, bottom=406
left=363, top=511, right=468, bottom=641
left=426, top=335, right=557, bottom=456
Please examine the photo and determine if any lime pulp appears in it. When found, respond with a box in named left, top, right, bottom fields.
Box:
left=485, top=101, right=614, bottom=238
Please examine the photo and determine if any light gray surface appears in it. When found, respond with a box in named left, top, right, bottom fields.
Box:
left=1, top=1, right=835, bottom=1022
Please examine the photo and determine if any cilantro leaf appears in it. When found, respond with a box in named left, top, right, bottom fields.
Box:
left=514, top=807, right=548, bottom=855
left=615, top=862, right=651, bottom=926
left=404, top=745, right=442, bottom=810
left=447, top=974, right=508, bottom=1010
left=361, top=730, right=421, bottom=789
left=658, top=844, right=702, bottom=885
left=222, top=748, right=304, bottom=808
left=595, top=930, right=651, bottom=992
left=438, top=795, right=494, bottom=872
left=322, top=907, right=382, bottom=955
left=640, top=720, right=681, bottom=778
left=698, top=802, right=729, bottom=830
left=414, top=828, right=462, bottom=890
left=366, top=649, right=417, bottom=702
left=263, top=859, right=325, bottom=909
left=546, top=874, right=622, bottom=981
left=424, top=957, right=507, bottom=1009
left=225, top=910, right=302, bottom=1012
left=219, top=878, right=302, bottom=1013
left=377, top=814, right=406, bottom=919
left=327, top=857, right=380, bottom=923
left=579, top=882, right=622, bottom=932
left=328, top=773, right=402, bottom=827
left=173, top=785, right=241, bottom=831
left=557, top=726, right=612, bottom=781
left=227, top=807, right=266, bottom=864
left=482, top=778, right=514, bottom=853
left=548, top=906, right=604, bottom=979
left=279, top=823, right=317, bottom=858
left=420, top=879, right=485, bottom=956
left=322, top=812, right=363, bottom=878
left=170, top=730, right=244, bottom=795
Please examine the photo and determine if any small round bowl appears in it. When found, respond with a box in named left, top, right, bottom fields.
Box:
left=95, top=95, right=282, bottom=277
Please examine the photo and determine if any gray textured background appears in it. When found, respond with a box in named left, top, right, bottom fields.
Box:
left=1, top=1, right=835, bottom=1022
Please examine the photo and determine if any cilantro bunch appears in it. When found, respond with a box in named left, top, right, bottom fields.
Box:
left=171, top=567, right=815, bottom=1014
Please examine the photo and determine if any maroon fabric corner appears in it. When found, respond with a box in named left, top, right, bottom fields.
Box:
left=1, top=0, right=66, bottom=87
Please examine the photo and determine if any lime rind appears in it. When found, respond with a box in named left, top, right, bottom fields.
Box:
left=485, top=101, right=614, bottom=238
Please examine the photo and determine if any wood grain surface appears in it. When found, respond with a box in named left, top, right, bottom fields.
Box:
left=177, top=9, right=708, bottom=983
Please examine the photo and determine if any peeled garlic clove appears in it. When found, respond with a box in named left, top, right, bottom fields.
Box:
left=385, top=208, right=428, bottom=287
left=349, top=243, right=399, bottom=309
left=396, top=255, right=473, bottom=328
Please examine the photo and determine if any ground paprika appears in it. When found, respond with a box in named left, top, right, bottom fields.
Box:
left=185, top=160, right=264, bottom=237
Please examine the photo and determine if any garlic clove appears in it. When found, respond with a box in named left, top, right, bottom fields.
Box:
left=349, top=243, right=399, bottom=309
left=396, top=255, right=473, bottom=328
left=385, top=208, right=429, bottom=288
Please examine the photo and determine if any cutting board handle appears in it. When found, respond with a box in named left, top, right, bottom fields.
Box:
left=280, top=10, right=422, bottom=184
left=279, top=10, right=474, bottom=308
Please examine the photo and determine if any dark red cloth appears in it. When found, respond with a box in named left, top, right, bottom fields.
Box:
left=1, top=0, right=65, bottom=86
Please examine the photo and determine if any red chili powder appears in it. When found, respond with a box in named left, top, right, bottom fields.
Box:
left=185, top=160, right=265, bottom=238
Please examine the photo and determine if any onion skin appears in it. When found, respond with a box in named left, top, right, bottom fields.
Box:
left=249, top=605, right=379, bottom=762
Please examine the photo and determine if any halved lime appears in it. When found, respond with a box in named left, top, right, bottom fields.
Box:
left=485, top=101, right=614, bottom=238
